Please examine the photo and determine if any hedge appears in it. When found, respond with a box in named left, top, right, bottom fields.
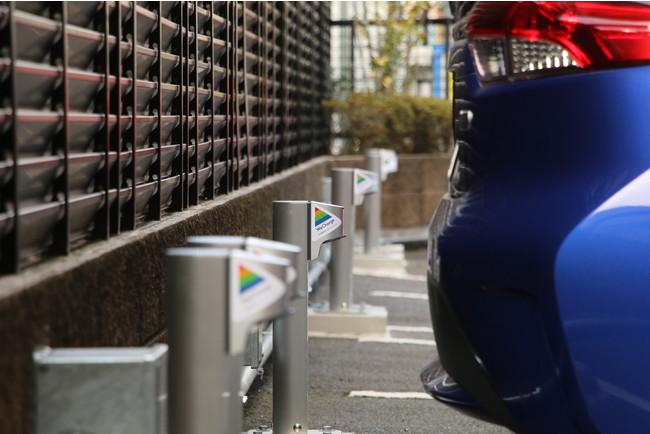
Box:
left=325, top=93, right=452, bottom=154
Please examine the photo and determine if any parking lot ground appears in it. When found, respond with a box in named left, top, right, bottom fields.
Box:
left=243, top=249, right=511, bottom=434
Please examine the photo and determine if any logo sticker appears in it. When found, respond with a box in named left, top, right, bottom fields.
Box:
left=315, top=207, right=332, bottom=226
left=312, top=206, right=342, bottom=241
left=229, top=254, right=289, bottom=354
left=239, top=265, right=264, bottom=294
left=354, top=169, right=378, bottom=197
left=381, top=151, right=398, bottom=179
left=231, top=260, right=286, bottom=324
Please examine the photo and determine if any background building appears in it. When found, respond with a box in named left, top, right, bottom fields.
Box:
left=330, top=1, right=452, bottom=98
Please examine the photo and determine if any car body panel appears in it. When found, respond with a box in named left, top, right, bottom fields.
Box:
left=426, top=39, right=650, bottom=433
left=556, top=170, right=650, bottom=434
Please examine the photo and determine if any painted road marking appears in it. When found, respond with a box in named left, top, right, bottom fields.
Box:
left=358, top=335, right=436, bottom=346
left=353, top=269, right=427, bottom=281
left=387, top=325, right=432, bottom=333
left=308, top=331, right=380, bottom=340
left=370, top=290, right=428, bottom=300
left=310, top=326, right=435, bottom=343
left=348, top=391, right=433, bottom=400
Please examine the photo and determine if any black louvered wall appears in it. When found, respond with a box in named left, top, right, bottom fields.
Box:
left=0, top=1, right=331, bottom=273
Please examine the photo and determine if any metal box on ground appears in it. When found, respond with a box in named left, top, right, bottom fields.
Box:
left=33, top=344, right=168, bottom=434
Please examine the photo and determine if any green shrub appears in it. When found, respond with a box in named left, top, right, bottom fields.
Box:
left=325, top=93, right=452, bottom=154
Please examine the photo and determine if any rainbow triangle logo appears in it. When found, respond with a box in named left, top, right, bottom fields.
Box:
left=314, top=207, right=332, bottom=226
left=356, top=174, right=365, bottom=184
left=239, top=265, right=263, bottom=293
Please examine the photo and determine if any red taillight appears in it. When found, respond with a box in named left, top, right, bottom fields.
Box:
left=468, top=2, right=650, bottom=82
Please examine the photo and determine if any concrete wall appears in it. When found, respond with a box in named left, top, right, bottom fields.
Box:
left=0, top=154, right=448, bottom=434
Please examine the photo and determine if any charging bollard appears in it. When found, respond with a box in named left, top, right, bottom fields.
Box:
left=330, top=168, right=378, bottom=310
left=272, top=200, right=345, bottom=434
left=166, top=248, right=292, bottom=434
left=309, top=168, right=388, bottom=338
left=186, top=236, right=302, bottom=418
left=33, top=345, right=168, bottom=434
left=364, top=149, right=399, bottom=252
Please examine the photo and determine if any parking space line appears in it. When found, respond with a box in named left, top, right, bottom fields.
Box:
left=353, top=270, right=427, bottom=281
left=369, top=290, right=428, bottom=300
left=348, top=391, right=433, bottom=400
left=386, top=325, right=432, bottom=333
left=357, top=336, right=436, bottom=346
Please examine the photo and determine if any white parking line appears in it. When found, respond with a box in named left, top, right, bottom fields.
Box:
left=353, top=269, right=427, bottom=281
left=387, top=325, right=432, bottom=333
left=358, top=335, right=436, bottom=346
left=370, top=290, right=428, bottom=300
left=348, top=391, right=433, bottom=400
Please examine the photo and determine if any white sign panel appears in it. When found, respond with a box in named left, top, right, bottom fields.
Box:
left=380, top=149, right=399, bottom=181
left=309, top=201, right=346, bottom=260
left=353, top=169, right=379, bottom=205
left=228, top=252, right=290, bottom=354
left=312, top=205, right=342, bottom=241
left=244, top=239, right=299, bottom=297
left=186, top=236, right=301, bottom=300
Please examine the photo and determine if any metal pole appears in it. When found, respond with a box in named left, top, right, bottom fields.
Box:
left=167, top=248, right=231, bottom=434
left=364, top=151, right=382, bottom=253
left=270, top=200, right=344, bottom=434
left=321, top=177, right=332, bottom=204
left=319, top=177, right=333, bottom=290
left=272, top=201, right=310, bottom=434
left=330, top=169, right=355, bottom=310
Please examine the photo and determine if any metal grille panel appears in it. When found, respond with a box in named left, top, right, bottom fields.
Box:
left=0, top=1, right=331, bottom=273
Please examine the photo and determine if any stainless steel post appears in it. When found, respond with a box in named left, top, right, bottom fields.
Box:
left=330, top=168, right=378, bottom=310
left=321, top=177, right=332, bottom=203
left=319, top=177, right=333, bottom=291
left=167, top=247, right=291, bottom=434
left=272, top=201, right=310, bottom=434
left=330, top=169, right=356, bottom=310
left=272, top=200, right=345, bottom=434
left=364, top=150, right=382, bottom=252
left=167, top=248, right=231, bottom=434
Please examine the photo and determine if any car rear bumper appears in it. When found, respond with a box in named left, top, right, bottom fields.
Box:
left=422, top=232, right=521, bottom=431
left=421, top=359, right=502, bottom=425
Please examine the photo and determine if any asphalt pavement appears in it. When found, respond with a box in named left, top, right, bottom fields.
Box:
left=243, top=248, right=511, bottom=434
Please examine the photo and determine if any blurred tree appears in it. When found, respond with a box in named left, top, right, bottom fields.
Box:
left=357, top=1, right=432, bottom=93
left=327, top=2, right=452, bottom=155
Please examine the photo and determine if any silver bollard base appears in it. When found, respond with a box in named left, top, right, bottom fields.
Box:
left=308, top=302, right=388, bottom=337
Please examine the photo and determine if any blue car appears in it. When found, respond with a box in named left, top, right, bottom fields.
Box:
left=421, top=2, right=650, bottom=433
